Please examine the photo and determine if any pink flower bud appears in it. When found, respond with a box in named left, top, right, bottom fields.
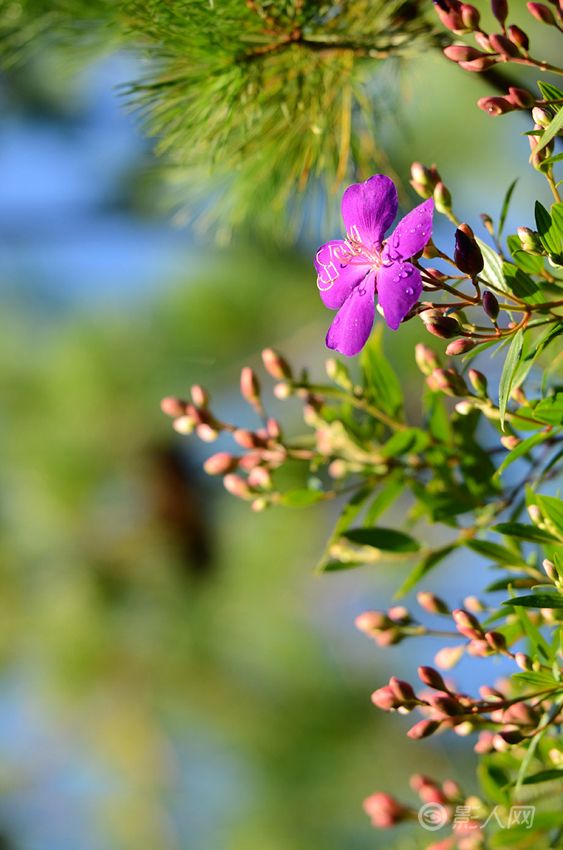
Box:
left=467, top=638, right=491, bottom=656
left=468, top=368, right=488, bottom=396
left=506, top=86, right=534, bottom=108
left=442, top=779, right=462, bottom=800
left=477, top=95, right=516, bottom=115
left=426, top=318, right=460, bottom=340
left=414, top=343, right=441, bottom=376
left=515, top=652, right=533, bottom=671
left=491, top=0, right=509, bottom=25
left=191, top=384, right=209, bottom=408
left=363, top=792, right=409, bottom=828
left=355, top=611, right=391, bottom=633
left=453, top=608, right=483, bottom=638
left=417, top=592, right=450, bottom=615
left=507, top=26, right=530, bottom=51
left=172, top=415, right=195, bottom=435
left=261, top=348, right=292, bottom=380
left=479, top=685, right=504, bottom=701
left=446, top=338, right=475, bottom=356
left=489, top=32, right=520, bottom=57
left=543, top=558, right=558, bottom=582
left=429, top=693, right=463, bottom=716
left=433, top=181, right=453, bottom=212
left=527, top=2, right=556, bottom=24
left=463, top=596, right=485, bottom=612
left=485, top=631, right=507, bottom=652
left=273, top=382, right=292, bottom=399
left=389, top=677, right=418, bottom=705
left=431, top=368, right=468, bottom=396
left=418, top=666, right=448, bottom=691
left=160, top=396, right=188, bottom=418
left=407, top=719, right=441, bottom=739
left=474, top=731, right=495, bottom=753
left=233, top=429, right=266, bottom=449
left=203, top=452, right=238, bottom=475
left=443, top=44, right=485, bottom=62
left=388, top=605, right=411, bottom=624
left=435, top=645, right=465, bottom=669
left=460, top=3, right=480, bottom=28
left=371, top=686, right=401, bottom=711
left=458, top=56, right=498, bottom=71
left=248, top=466, right=272, bottom=489
left=474, top=31, right=492, bottom=51
left=196, top=423, right=220, bottom=442
left=223, top=474, right=252, bottom=499
left=240, top=367, right=261, bottom=405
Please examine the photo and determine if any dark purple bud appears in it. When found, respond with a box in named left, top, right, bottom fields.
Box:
left=443, top=44, right=485, bottom=62
left=478, top=95, right=515, bottom=115
left=527, top=2, right=556, bottom=24
left=506, top=85, right=534, bottom=107
left=454, top=227, right=484, bottom=275
left=507, top=25, right=530, bottom=51
left=489, top=32, right=521, bottom=57
left=498, top=727, right=525, bottom=745
left=460, top=3, right=480, bottom=28
left=491, top=0, right=509, bottom=25
left=425, top=318, right=460, bottom=340
left=407, top=719, right=441, bottom=739
left=418, top=666, right=448, bottom=691
left=482, top=290, right=500, bottom=320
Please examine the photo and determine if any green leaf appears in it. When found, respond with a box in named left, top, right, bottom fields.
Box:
left=538, top=81, right=563, bottom=102
left=493, top=522, right=558, bottom=543
left=518, top=393, right=563, bottom=426
left=342, top=527, right=420, bottom=553
left=363, top=477, right=403, bottom=525
left=535, top=200, right=562, bottom=258
left=502, top=593, right=563, bottom=608
left=536, top=493, right=563, bottom=538
left=467, top=539, right=524, bottom=565
left=359, top=325, right=403, bottom=420
left=521, top=769, right=563, bottom=785
left=502, top=263, right=542, bottom=303
left=533, top=105, right=563, bottom=158
left=551, top=202, right=563, bottom=240
left=280, top=489, right=326, bottom=507
left=498, top=329, right=524, bottom=430
left=320, top=560, right=366, bottom=572
left=379, top=428, right=430, bottom=458
left=495, top=431, right=553, bottom=479
left=476, top=237, right=507, bottom=293
left=394, top=544, right=456, bottom=598
left=498, top=178, right=518, bottom=238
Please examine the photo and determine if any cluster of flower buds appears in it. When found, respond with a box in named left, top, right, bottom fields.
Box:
left=436, top=0, right=563, bottom=115
left=355, top=606, right=417, bottom=647
left=369, top=661, right=559, bottom=747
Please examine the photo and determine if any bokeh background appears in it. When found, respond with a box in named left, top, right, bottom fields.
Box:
left=0, top=3, right=560, bottom=849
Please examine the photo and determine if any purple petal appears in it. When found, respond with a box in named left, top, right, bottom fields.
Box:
left=314, top=240, right=371, bottom=309
left=383, top=198, right=434, bottom=263
left=326, top=272, right=376, bottom=357
left=377, top=261, right=422, bottom=331
left=341, top=175, right=398, bottom=249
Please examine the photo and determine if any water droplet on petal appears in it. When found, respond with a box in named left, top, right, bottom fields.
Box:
left=405, top=287, right=413, bottom=296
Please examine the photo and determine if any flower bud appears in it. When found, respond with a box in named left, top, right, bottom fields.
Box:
left=443, top=44, right=485, bottom=62
left=515, top=652, right=533, bottom=671
left=325, top=358, right=353, bottom=390
left=498, top=727, right=525, bottom=745
left=363, top=792, right=409, bottom=828
left=517, top=226, right=542, bottom=253
left=491, top=0, right=509, bottom=25
left=474, top=31, right=492, bottom=51
left=196, top=423, right=220, bottom=442
left=388, top=605, right=411, bottom=624
left=527, top=2, right=556, bottom=24
left=410, top=162, right=437, bottom=198
left=204, top=452, right=238, bottom=475
left=474, top=731, right=495, bottom=753
left=433, top=181, right=452, bottom=214
left=507, top=26, right=530, bottom=51
left=389, top=677, right=418, bottom=705
left=485, top=631, right=507, bottom=652
left=248, top=466, right=272, bottom=489
left=172, top=415, right=195, bottom=435
left=233, top=429, right=266, bottom=449
left=417, top=592, right=450, bottom=615
left=433, top=0, right=465, bottom=32
left=430, top=693, right=463, bottom=716
left=543, top=558, right=559, bottom=582
left=489, top=32, right=520, bottom=57
left=460, top=3, right=480, bottom=28
left=431, top=368, right=468, bottom=396
left=446, top=338, right=476, bottom=356
left=532, top=106, right=551, bottom=128
left=223, top=474, right=253, bottom=499
left=371, top=686, right=401, bottom=711
left=266, top=418, right=281, bottom=440
left=459, top=56, right=498, bottom=71
left=407, top=719, right=441, bottom=739
left=355, top=610, right=391, bottom=633
left=477, top=95, right=515, bottom=115
left=261, top=348, right=292, bottom=380
left=468, top=368, right=488, bottom=396
left=455, top=400, right=474, bottom=415
left=191, top=384, right=209, bottom=408
left=453, top=608, right=483, bottom=638
left=426, top=317, right=460, bottom=340
left=454, top=227, right=484, bottom=275
left=240, top=367, right=261, bottom=405
left=482, top=290, right=500, bottom=320
left=415, top=343, right=441, bottom=376
left=506, top=85, right=534, bottom=107
left=273, top=381, right=292, bottom=399
left=418, top=666, right=448, bottom=691
left=435, top=645, right=465, bottom=669
left=161, top=396, right=188, bottom=418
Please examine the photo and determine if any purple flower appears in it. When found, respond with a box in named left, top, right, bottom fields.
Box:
left=314, top=175, right=434, bottom=357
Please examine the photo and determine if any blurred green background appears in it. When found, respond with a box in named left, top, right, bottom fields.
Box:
left=0, top=3, right=560, bottom=848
